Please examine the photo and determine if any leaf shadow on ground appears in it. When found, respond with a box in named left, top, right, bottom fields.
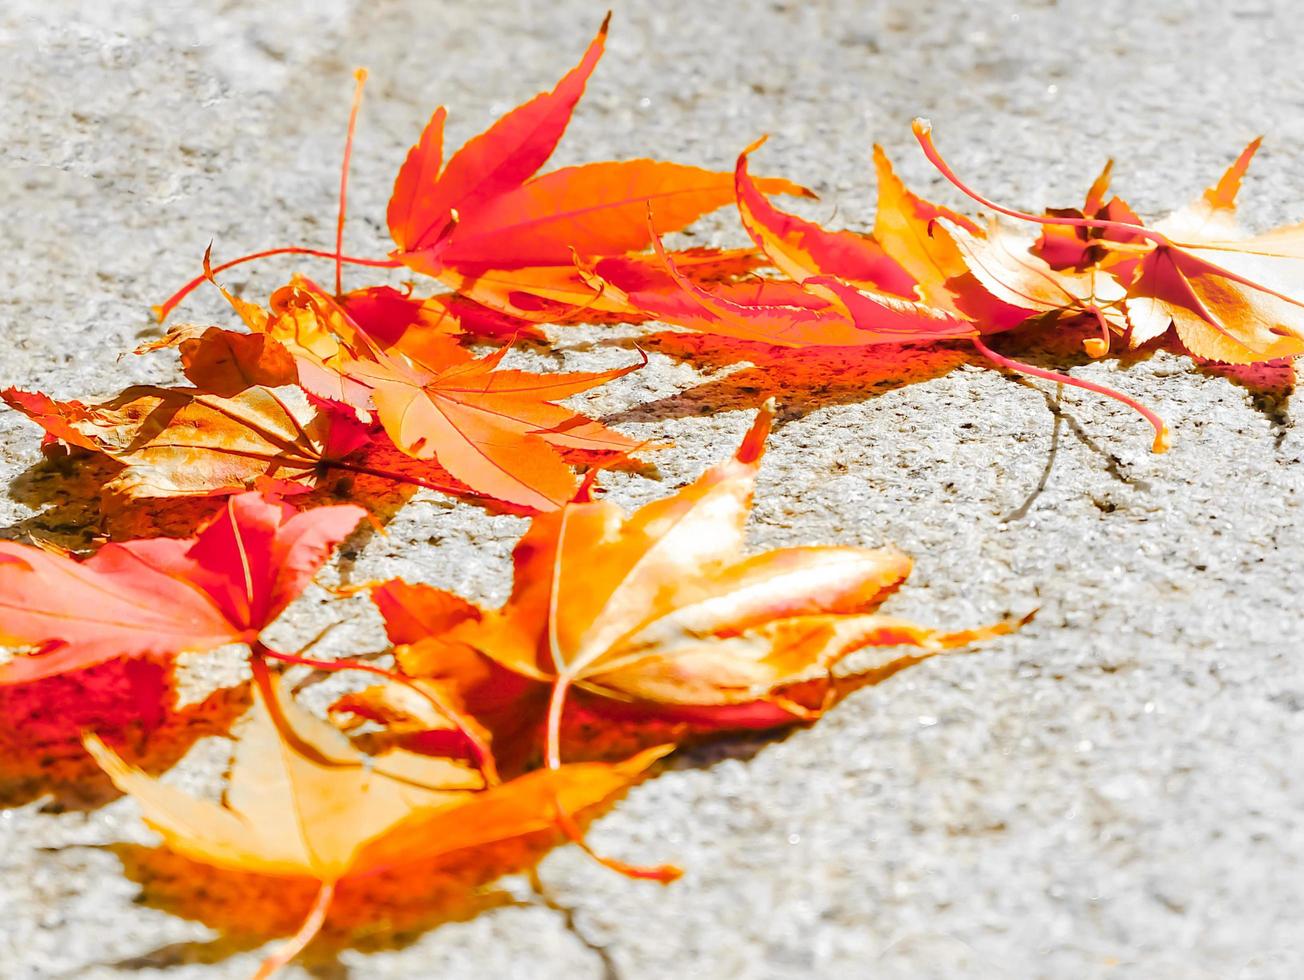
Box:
left=1191, top=355, right=1296, bottom=447
left=596, top=331, right=971, bottom=426
left=593, top=318, right=1293, bottom=488
left=0, top=660, right=249, bottom=811
left=657, top=646, right=963, bottom=772
left=595, top=315, right=1293, bottom=423
left=974, top=323, right=1295, bottom=475
left=982, top=319, right=1295, bottom=425
left=966, top=320, right=1167, bottom=495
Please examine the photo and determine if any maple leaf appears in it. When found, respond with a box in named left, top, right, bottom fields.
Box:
left=195, top=265, right=466, bottom=401
left=585, top=261, right=859, bottom=348
left=937, top=220, right=1171, bottom=452
left=434, top=261, right=652, bottom=323
left=337, top=283, right=469, bottom=361
left=1030, top=158, right=1146, bottom=273
left=426, top=292, right=551, bottom=343
left=428, top=160, right=806, bottom=274
left=195, top=269, right=650, bottom=511
left=1, top=387, right=105, bottom=453
left=346, top=343, right=649, bottom=512
left=269, top=278, right=469, bottom=377
left=869, top=148, right=1046, bottom=340
left=444, top=246, right=767, bottom=326
left=870, top=144, right=981, bottom=304
left=1122, top=140, right=1304, bottom=363
left=165, top=274, right=458, bottom=383
left=386, top=16, right=610, bottom=257
left=914, top=120, right=1304, bottom=365
left=0, top=491, right=363, bottom=684
left=905, top=120, right=1202, bottom=450
left=87, top=666, right=667, bottom=978
left=2, top=383, right=370, bottom=503
left=332, top=580, right=544, bottom=775
left=603, top=142, right=1029, bottom=349
left=432, top=402, right=1014, bottom=721
left=157, top=17, right=803, bottom=328
left=386, top=16, right=807, bottom=291
left=365, top=404, right=1019, bottom=874
left=941, top=218, right=1131, bottom=352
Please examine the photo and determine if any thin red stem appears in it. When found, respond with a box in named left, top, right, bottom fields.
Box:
left=911, top=119, right=1167, bottom=245
left=972, top=334, right=1169, bottom=453
left=336, top=69, right=369, bottom=296
left=253, top=880, right=336, bottom=980
left=545, top=676, right=680, bottom=883
left=257, top=643, right=409, bottom=684
left=255, top=642, right=499, bottom=785
left=156, top=247, right=401, bottom=323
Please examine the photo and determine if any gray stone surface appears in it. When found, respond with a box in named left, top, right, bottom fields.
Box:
left=2, top=0, right=1303, bottom=977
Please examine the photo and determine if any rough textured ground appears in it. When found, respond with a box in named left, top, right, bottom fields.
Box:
left=2, top=1, right=1303, bottom=977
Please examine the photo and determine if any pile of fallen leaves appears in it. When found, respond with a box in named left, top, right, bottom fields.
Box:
left=2, top=14, right=1300, bottom=976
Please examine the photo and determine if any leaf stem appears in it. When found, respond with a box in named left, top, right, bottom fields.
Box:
left=1083, top=306, right=1114, bottom=358
left=336, top=69, right=369, bottom=296
left=911, top=119, right=1168, bottom=245
left=155, top=247, right=401, bottom=323
left=253, top=880, right=336, bottom=980
left=545, top=676, right=681, bottom=883
left=971, top=334, right=1169, bottom=452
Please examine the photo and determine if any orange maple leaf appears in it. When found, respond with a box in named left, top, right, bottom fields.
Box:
left=353, top=345, right=647, bottom=512
left=347, top=404, right=1020, bottom=877
left=333, top=580, right=541, bottom=774
left=599, top=140, right=1026, bottom=349
left=735, top=136, right=915, bottom=296
left=136, top=325, right=300, bottom=396
left=156, top=15, right=803, bottom=332
left=385, top=16, right=808, bottom=307
left=635, top=127, right=1170, bottom=452
left=199, top=270, right=650, bottom=510
left=88, top=666, right=667, bottom=978
left=412, top=402, right=1015, bottom=732
left=1030, top=158, right=1147, bottom=273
